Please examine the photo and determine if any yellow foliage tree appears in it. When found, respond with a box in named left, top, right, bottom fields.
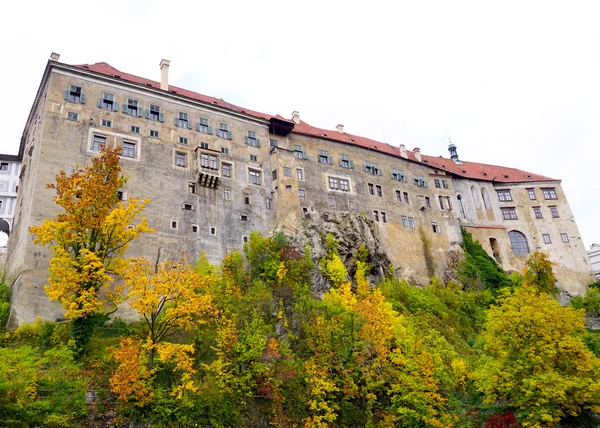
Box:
left=109, top=337, right=154, bottom=407
left=29, top=147, right=152, bottom=353
left=123, top=251, right=217, bottom=371
left=474, top=264, right=600, bottom=426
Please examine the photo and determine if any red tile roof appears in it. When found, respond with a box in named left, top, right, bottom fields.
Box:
left=72, top=62, right=556, bottom=184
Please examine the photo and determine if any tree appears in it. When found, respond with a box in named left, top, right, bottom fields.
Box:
left=29, top=147, right=152, bottom=354
left=522, top=251, right=559, bottom=296
left=474, top=254, right=600, bottom=427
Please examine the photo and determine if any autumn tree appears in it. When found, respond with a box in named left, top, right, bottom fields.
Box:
left=111, top=250, right=217, bottom=401
left=29, top=147, right=152, bottom=354
left=474, top=253, right=600, bottom=427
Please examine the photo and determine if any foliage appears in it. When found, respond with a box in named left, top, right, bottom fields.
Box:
left=474, top=284, right=600, bottom=426
left=459, top=228, right=511, bottom=292
left=521, top=252, right=559, bottom=296
left=0, top=272, right=12, bottom=332
left=29, top=146, right=153, bottom=354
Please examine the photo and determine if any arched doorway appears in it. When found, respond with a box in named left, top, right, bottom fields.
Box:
left=489, top=237, right=500, bottom=261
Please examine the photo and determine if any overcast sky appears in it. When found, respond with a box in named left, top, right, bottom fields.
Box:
left=1, top=0, right=598, bottom=248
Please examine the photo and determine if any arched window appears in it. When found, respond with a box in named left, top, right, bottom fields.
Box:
left=471, top=186, right=480, bottom=208
left=457, top=195, right=466, bottom=219
left=508, top=230, right=529, bottom=255
left=481, top=188, right=490, bottom=209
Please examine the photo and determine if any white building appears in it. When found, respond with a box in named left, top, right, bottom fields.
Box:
left=590, top=243, right=600, bottom=281
left=0, top=154, right=21, bottom=251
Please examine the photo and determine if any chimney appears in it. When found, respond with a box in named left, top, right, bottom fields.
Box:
left=50, top=52, right=60, bottom=61
left=448, top=142, right=461, bottom=164
left=291, top=110, right=300, bottom=125
left=335, top=124, right=344, bottom=133
left=159, top=59, right=170, bottom=91
left=399, top=144, right=408, bottom=159
left=413, top=147, right=422, bottom=162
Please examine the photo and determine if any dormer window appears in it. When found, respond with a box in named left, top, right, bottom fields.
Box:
left=99, top=93, right=118, bottom=111
left=64, top=85, right=86, bottom=103
left=246, top=131, right=260, bottom=147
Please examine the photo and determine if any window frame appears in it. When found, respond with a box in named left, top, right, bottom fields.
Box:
left=542, top=188, right=558, bottom=200
left=501, top=207, right=518, bottom=220
left=496, top=189, right=513, bottom=202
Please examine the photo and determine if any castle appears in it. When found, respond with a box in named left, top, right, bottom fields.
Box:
left=4, top=53, right=594, bottom=326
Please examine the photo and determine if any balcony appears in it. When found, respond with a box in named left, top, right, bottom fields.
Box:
left=195, top=147, right=221, bottom=189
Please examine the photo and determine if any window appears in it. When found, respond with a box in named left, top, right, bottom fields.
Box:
left=527, top=188, right=536, bottom=200
left=176, top=112, right=191, bottom=128
left=198, top=142, right=208, bottom=149
left=244, top=194, right=252, bottom=205
left=508, top=230, right=529, bottom=254
left=210, top=227, right=217, bottom=235
left=542, top=188, right=557, bottom=200
left=408, top=217, right=415, bottom=229
left=348, top=200, right=355, bottom=210
left=368, top=183, right=375, bottom=195
left=117, top=191, right=126, bottom=201
left=550, top=206, right=559, bottom=218
left=122, top=142, right=136, bottom=158
left=285, top=185, right=292, bottom=190
left=130, top=125, right=140, bottom=134
left=192, top=225, right=198, bottom=233
left=175, top=152, right=187, bottom=168
left=299, top=189, right=306, bottom=198
left=376, top=185, right=382, bottom=197
left=497, top=189, right=513, bottom=201
left=364, top=161, right=381, bottom=175
left=249, top=169, right=261, bottom=185
left=439, top=196, right=444, bottom=209
left=249, top=154, right=258, bottom=162
left=301, top=207, right=309, bottom=218
left=561, top=233, right=569, bottom=243
left=329, top=177, right=350, bottom=192
left=434, top=179, right=441, bottom=188
left=64, top=84, right=85, bottom=103
left=124, top=99, right=141, bottom=116
left=381, top=212, right=387, bottom=223
left=340, top=154, right=354, bottom=169
left=296, top=168, right=303, bottom=180
left=401, top=215, right=408, bottom=228
left=147, top=104, right=163, bottom=122
left=501, top=207, right=518, bottom=220
left=293, top=145, right=307, bottom=159
left=188, top=181, right=196, bottom=194
left=171, top=221, right=178, bottom=229
left=0, top=163, right=8, bottom=171
left=391, top=169, right=406, bottom=182
left=197, top=118, right=211, bottom=134
left=266, top=198, right=272, bottom=209
left=373, top=210, right=379, bottom=222
left=457, top=195, right=466, bottom=218
left=442, top=179, right=449, bottom=189
left=329, top=197, right=335, bottom=207
left=542, top=233, right=552, bottom=244
left=403, top=192, right=409, bottom=204
left=413, top=175, right=428, bottom=188
left=91, top=135, right=106, bottom=152
left=284, top=167, right=291, bottom=177
left=99, top=93, right=117, bottom=111
left=218, top=123, right=232, bottom=139
left=246, top=131, right=260, bottom=147
left=149, top=129, right=159, bottom=138
left=340, top=179, right=350, bottom=192
left=432, top=222, right=440, bottom=234
left=319, top=150, right=332, bottom=164
left=224, top=189, right=231, bottom=200
left=272, top=169, right=278, bottom=180
left=445, top=196, right=452, bottom=210
left=533, top=207, right=543, bottom=219
left=222, top=163, right=232, bottom=177
left=179, top=136, right=189, bottom=145
left=101, top=119, right=112, bottom=128
left=269, top=139, right=278, bottom=148
left=183, top=203, right=194, bottom=211
left=396, top=190, right=403, bottom=202
left=221, top=147, right=229, bottom=155
left=66, top=111, right=79, bottom=121
left=240, top=215, right=249, bottom=222
left=425, top=196, right=431, bottom=208
left=243, top=236, right=249, bottom=243
left=209, top=155, right=218, bottom=169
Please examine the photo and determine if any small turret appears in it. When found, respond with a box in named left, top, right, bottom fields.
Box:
left=448, top=142, right=461, bottom=164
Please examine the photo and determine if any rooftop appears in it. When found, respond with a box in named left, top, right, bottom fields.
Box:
left=72, top=61, right=556, bottom=184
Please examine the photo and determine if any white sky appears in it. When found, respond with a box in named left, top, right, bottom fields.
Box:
left=1, top=0, right=599, bottom=248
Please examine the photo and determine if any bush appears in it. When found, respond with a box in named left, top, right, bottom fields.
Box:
left=459, top=229, right=511, bottom=292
